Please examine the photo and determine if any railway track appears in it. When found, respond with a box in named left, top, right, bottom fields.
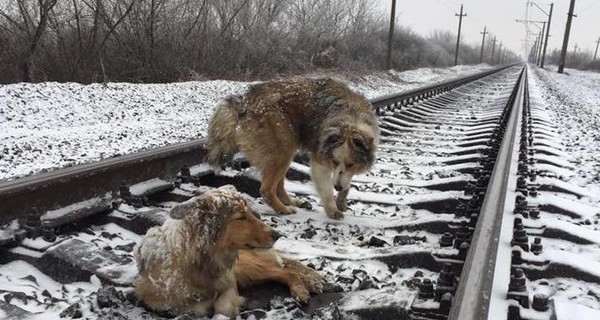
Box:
left=1, top=64, right=599, bottom=320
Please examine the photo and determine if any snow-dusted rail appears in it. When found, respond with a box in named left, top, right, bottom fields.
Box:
left=4, top=65, right=598, bottom=320
left=371, top=64, right=517, bottom=114
left=449, top=67, right=525, bottom=320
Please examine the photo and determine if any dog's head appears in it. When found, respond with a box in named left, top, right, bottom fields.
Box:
left=318, top=124, right=378, bottom=191
left=170, top=185, right=280, bottom=252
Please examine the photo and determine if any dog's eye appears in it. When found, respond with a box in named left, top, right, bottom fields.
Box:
left=332, top=160, right=340, bottom=166
left=352, top=138, right=366, bottom=149
left=235, top=215, right=246, bottom=221
left=326, top=134, right=341, bottom=144
left=346, top=163, right=354, bottom=169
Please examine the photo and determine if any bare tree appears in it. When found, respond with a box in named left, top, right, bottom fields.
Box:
left=0, top=0, right=519, bottom=84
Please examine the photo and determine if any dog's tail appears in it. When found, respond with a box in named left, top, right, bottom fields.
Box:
left=207, top=97, right=240, bottom=169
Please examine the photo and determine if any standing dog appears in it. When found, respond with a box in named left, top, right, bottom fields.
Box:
left=207, top=78, right=379, bottom=219
left=134, top=186, right=323, bottom=317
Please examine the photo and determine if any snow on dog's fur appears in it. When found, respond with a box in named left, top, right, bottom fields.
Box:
left=133, top=185, right=278, bottom=317
left=207, top=78, right=379, bottom=220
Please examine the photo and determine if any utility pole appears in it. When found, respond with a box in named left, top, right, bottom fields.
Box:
left=497, top=43, right=502, bottom=64
left=490, top=36, right=498, bottom=64
left=531, top=36, right=539, bottom=63
left=573, top=43, right=579, bottom=55
left=594, top=37, right=600, bottom=60
left=479, top=26, right=488, bottom=63
left=541, top=3, right=553, bottom=68
left=558, top=0, right=577, bottom=73
left=454, top=4, right=467, bottom=66
left=386, top=0, right=396, bottom=70
left=536, top=22, right=546, bottom=65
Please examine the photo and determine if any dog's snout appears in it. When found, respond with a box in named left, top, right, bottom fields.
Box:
left=334, top=184, right=343, bottom=192
left=271, top=230, right=283, bottom=242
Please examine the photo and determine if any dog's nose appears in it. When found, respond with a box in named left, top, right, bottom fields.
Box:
left=271, top=230, right=283, bottom=242
left=334, top=184, right=343, bottom=192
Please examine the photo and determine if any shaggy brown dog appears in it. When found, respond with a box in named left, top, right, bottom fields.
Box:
left=207, top=78, right=379, bottom=219
left=134, top=186, right=323, bottom=317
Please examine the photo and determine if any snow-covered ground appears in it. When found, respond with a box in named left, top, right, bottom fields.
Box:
left=2, top=64, right=600, bottom=319
left=0, top=64, right=490, bottom=181
left=530, top=67, right=600, bottom=202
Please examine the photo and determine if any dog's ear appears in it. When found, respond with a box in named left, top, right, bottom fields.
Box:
left=170, top=199, right=198, bottom=219
left=319, top=127, right=343, bottom=159
left=351, top=133, right=375, bottom=167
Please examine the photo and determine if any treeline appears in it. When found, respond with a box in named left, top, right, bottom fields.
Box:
left=544, top=49, right=600, bottom=72
left=0, top=0, right=517, bottom=84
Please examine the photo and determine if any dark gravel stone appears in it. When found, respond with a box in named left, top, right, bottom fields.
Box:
left=314, top=305, right=343, bottom=320
left=322, top=283, right=344, bottom=293
left=96, top=286, right=124, bottom=309
left=352, top=269, right=367, bottom=280
left=290, top=307, right=308, bottom=318
left=359, top=278, right=378, bottom=290
left=336, top=275, right=354, bottom=285
left=368, top=236, right=388, bottom=247
left=300, top=228, right=317, bottom=239
left=59, top=302, right=82, bottom=318
left=270, top=297, right=285, bottom=309
left=3, top=292, right=28, bottom=304
left=114, top=243, right=136, bottom=252
left=403, top=277, right=422, bottom=290
left=393, top=235, right=426, bottom=245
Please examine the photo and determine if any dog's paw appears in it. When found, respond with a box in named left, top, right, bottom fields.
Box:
left=288, top=197, right=312, bottom=210
left=326, top=207, right=344, bottom=220
left=335, top=200, right=348, bottom=211
left=290, top=284, right=311, bottom=304
left=302, top=273, right=325, bottom=294
left=238, top=296, right=246, bottom=307
left=298, top=200, right=312, bottom=210
left=277, top=206, right=297, bottom=215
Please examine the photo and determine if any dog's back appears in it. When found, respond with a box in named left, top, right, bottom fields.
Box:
left=207, top=78, right=373, bottom=165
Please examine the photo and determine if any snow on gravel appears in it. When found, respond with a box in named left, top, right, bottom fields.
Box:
left=0, top=64, right=490, bottom=181
left=530, top=67, right=600, bottom=204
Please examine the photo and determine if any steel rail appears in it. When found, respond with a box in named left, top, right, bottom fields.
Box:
left=0, top=140, right=208, bottom=224
left=0, top=65, right=518, bottom=225
left=371, top=63, right=519, bottom=112
left=448, top=66, right=526, bottom=320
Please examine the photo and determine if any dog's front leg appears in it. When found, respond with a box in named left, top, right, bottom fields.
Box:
left=311, top=160, right=343, bottom=219
left=214, top=286, right=243, bottom=318
left=335, top=188, right=349, bottom=211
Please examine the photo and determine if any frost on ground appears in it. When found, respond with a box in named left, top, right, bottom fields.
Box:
left=0, top=64, right=490, bottom=181
left=531, top=67, right=600, bottom=202
left=523, top=66, right=600, bottom=319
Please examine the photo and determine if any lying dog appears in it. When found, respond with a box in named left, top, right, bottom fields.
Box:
left=134, top=185, right=323, bottom=317
left=207, top=78, right=379, bottom=219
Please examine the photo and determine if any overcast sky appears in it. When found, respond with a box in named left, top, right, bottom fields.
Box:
left=380, top=0, right=600, bottom=59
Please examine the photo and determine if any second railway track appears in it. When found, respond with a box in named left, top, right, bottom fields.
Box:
left=1, top=64, right=599, bottom=320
